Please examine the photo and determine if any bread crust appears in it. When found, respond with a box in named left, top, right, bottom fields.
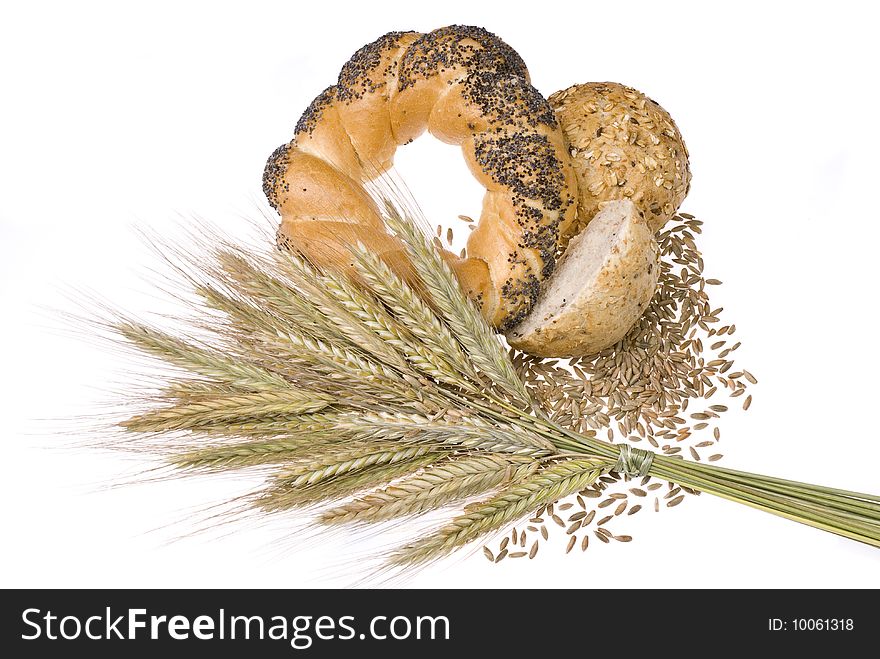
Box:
left=506, top=200, right=659, bottom=357
left=550, top=82, right=690, bottom=233
left=262, top=35, right=693, bottom=357
left=263, top=26, right=578, bottom=330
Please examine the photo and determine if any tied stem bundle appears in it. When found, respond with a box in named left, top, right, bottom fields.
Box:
left=114, top=201, right=880, bottom=568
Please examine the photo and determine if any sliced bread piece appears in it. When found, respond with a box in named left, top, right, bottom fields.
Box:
left=506, top=199, right=659, bottom=357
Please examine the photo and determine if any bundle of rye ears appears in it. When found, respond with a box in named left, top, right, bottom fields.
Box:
left=102, top=190, right=880, bottom=572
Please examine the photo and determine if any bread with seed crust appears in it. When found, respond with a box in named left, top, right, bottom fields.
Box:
left=506, top=199, right=659, bottom=357
left=263, top=26, right=579, bottom=331
left=550, top=82, right=690, bottom=233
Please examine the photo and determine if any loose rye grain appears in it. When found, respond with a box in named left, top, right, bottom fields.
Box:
left=482, top=214, right=755, bottom=560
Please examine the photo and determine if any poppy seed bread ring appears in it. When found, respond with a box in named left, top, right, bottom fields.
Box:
left=262, top=25, right=579, bottom=330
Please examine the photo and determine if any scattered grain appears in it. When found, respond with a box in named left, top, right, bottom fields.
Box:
left=529, top=541, right=539, bottom=559
left=483, top=213, right=755, bottom=562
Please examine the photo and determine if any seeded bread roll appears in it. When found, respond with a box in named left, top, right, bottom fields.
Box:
left=550, top=82, right=690, bottom=233
left=506, top=200, right=659, bottom=357
left=263, top=26, right=579, bottom=330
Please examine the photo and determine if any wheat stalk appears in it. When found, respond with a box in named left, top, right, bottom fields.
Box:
left=393, top=458, right=607, bottom=565
left=107, top=195, right=880, bottom=574
left=320, top=265, right=475, bottom=391
left=118, top=322, right=290, bottom=391
left=212, top=250, right=351, bottom=345
left=320, top=455, right=538, bottom=524
left=161, top=379, right=239, bottom=400
left=121, top=390, right=334, bottom=434
left=351, top=246, right=485, bottom=391
left=382, top=203, right=530, bottom=406
left=258, top=454, right=445, bottom=511
left=276, top=444, right=436, bottom=488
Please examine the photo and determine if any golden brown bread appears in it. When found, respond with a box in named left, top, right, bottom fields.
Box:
left=550, top=82, right=691, bottom=233
left=266, top=147, right=414, bottom=281
left=263, top=30, right=694, bottom=358
left=502, top=83, right=690, bottom=356
left=262, top=26, right=579, bottom=330
left=506, top=199, right=660, bottom=357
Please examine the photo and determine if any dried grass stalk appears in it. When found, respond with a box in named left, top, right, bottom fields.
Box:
left=320, top=455, right=538, bottom=524
left=106, top=193, right=880, bottom=573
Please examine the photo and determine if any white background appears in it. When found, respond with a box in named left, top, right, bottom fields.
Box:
left=2, top=0, right=879, bottom=588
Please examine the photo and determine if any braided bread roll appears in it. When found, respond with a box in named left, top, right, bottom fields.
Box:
left=262, top=26, right=579, bottom=330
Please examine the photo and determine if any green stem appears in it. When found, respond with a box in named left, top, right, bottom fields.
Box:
left=535, top=422, right=880, bottom=548
left=649, top=458, right=880, bottom=547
